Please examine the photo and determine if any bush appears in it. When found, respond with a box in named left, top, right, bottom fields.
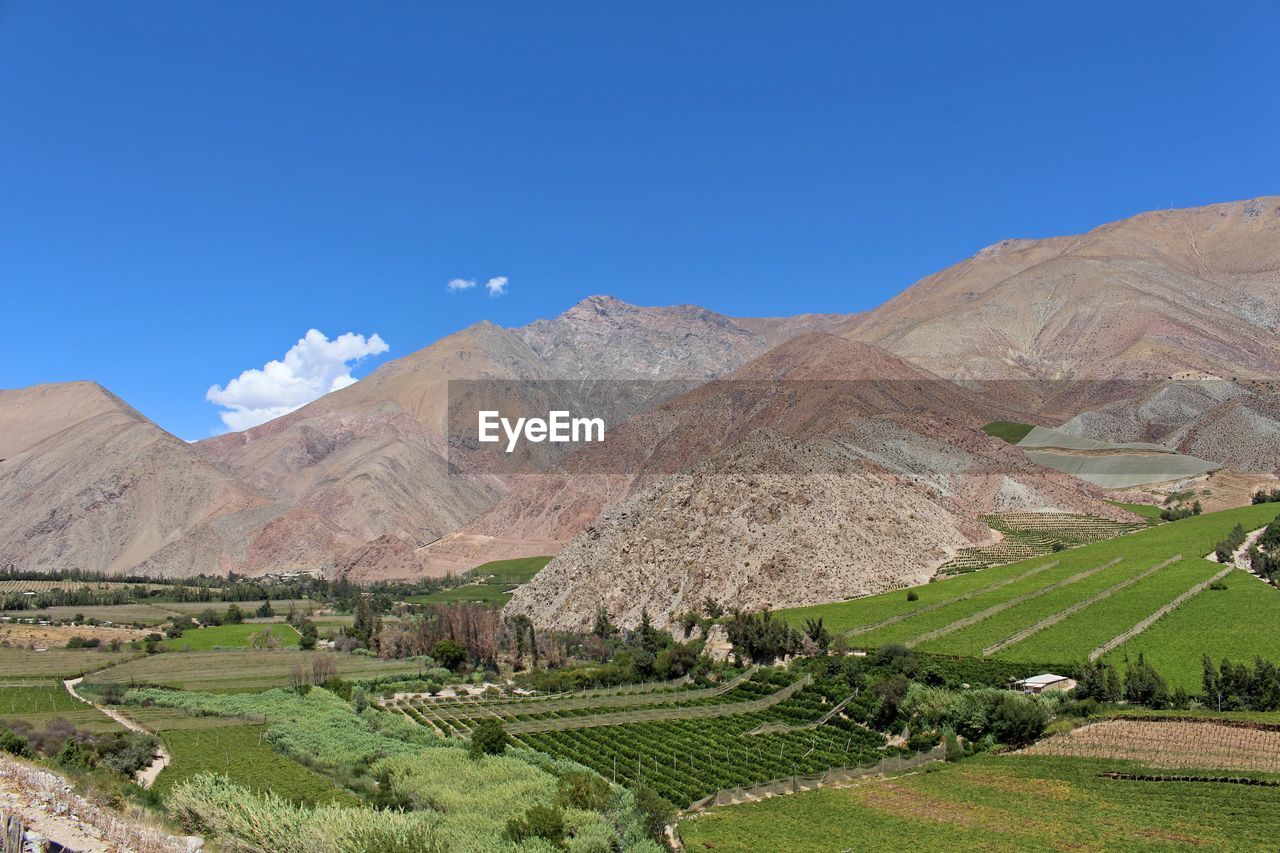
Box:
left=65, top=636, right=100, bottom=649
left=633, top=786, right=675, bottom=843
left=0, top=726, right=30, bottom=757
left=906, top=590, right=919, bottom=602
left=504, top=804, right=565, bottom=846
left=468, top=719, right=507, bottom=758
left=988, top=694, right=1049, bottom=747
left=557, top=770, right=611, bottom=812
left=431, top=640, right=467, bottom=671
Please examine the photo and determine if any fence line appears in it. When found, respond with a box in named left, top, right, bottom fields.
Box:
left=908, top=558, right=1122, bottom=647
left=686, top=744, right=947, bottom=810
left=983, top=556, right=1179, bottom=656
left=1089, top=560, right=1223, bottom=660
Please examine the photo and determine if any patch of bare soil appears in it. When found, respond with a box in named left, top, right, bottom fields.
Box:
left=0, top=624, right=150, bottom=649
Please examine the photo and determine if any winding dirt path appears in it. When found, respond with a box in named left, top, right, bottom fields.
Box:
left=63, top=677, right=171, bottom=789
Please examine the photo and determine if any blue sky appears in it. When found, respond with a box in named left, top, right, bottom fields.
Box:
left=2, top=2, right=1277, bottom=438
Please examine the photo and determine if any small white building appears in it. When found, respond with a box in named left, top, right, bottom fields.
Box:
left=1014, top=673, right=1077, bottom=695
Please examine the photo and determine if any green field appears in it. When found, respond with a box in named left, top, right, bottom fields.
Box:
left=981, top=420, right=1035, bottom=444
left=466, top=555, right=551, bottom=583
left=167, top=622, right=300, bottom=650
left=1104, top=571, right=1280, bottom=688
left=405, top=584, right=515, bottom=605
left=779, top=504, right=1280, bottom=689
left=84, top=650, right=426, bottom=692
left=679, top=754, right=1280, bottom=852
left=152, top=721, right=358, bottom=805
left=407, top=556, right=552, bottom=606
left=1106, top=500, right=1165, bottom=523
left=0, top=681, right=123, bottom=733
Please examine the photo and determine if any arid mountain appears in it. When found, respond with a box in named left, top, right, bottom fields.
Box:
left=484, top=334, right=1133, bottom=627
left=197, top=298, right=847, bottom=565
left=0, top=382, right=347, bottom=578
left=843, top=197, right=1280, bottom=382
left=0, top=300, right=845, bottom=578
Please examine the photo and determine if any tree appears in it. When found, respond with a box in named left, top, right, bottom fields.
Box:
left=469, top=719, right=507, bottom=758
left=312, top=653, right=338, bottom=685
left=432, top=639, right=467, bottom=671
left=224, top=603, right=245, bottom=625
left=197, top=608, right=221, bottom=627
left=988, top=694, right=1049, bottom=746
left=352, top=595, right=375, bottom=644
left=256, top=599, right=275, bottom=618
left=298, top=619, right=318, bottom=650
left=803, top=617, right=830, bottom=652
left=1123, top=652, right=1169, bottom=708
left=592, top=605, right=616, bottom=640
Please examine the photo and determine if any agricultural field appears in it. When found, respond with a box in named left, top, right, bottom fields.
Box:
left=1103, top=570, right=1280, bottom=688
left=1023, top=718, right=1280, bottom=773
left=0, top=646, right=142, bottom=679
left=151, top=720, right=358, bottom=805
left=162, top=598, right=322, bottom=616
left=84, top=649, right=426, bottom=692
left=678, top=753, right=1280, bottom=852
left=0, top=681, right=123, bottom=733
left=13, top=603, right=180, bottom=626
left=939, top=512, right=1145, bottom=573
left=390, top=666, right=897, bottom=807
left=392, top=669, right=792, bottom=737
left=165, top=622, right=300, bottom=651
left=0, top=580, right=166, bottom=592
left=405, top=556, right=551, bottom=607
left=980, top=420, right=1034, bottom=444
left=779, top=504, right=1280, bottom=689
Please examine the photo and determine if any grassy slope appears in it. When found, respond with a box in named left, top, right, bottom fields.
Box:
left=467, top=556, right=552, bottom=583
left=680, top=754, right=1280, bottom=852
left=1104, top=571, right=1280, bottom=688
left=407, top=556, right=553, bottom=606
left=1106, top=500, right=1164, bottom=523
left=167, top=622, right=300, bottom=651
left=778, top=504, right=1280, bottom=687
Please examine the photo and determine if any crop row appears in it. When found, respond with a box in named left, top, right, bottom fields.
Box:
left=514, top=687, right=888, bottom=806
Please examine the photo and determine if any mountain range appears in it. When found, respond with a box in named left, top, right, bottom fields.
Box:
left=3, top=196, right=1278, bottom=625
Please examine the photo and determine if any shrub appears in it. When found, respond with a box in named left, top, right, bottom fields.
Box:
left=468, top=719, right=507, bottom=758
left=431, top=640, right=467, bottom=671
left=557, top=770, right=611, bottom=811
left=632, top=786, right=675, bottom=843
left=504, top=804, right=565, bottom=846
left=906, top=590, right=919, bottom=602
left=988, top=693, right=1049, bottom=747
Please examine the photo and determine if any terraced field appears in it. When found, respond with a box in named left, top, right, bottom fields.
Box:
left=780, top=505, right=1280, bottom=689
left=939, top=512, right=1145, bottom=573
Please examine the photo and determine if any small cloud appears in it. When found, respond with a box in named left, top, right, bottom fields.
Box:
left=446, top=278, right=477, bottom=293
left=485, top=276, right=508, bottom=297
left=207, top=329, right=389, bottom=432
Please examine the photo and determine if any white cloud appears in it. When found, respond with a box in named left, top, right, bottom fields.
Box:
left=446, top=278, right=477, bottom=292
left=485, top=276, right=508, bottom=297
left=207, top=329, right=389, bottom=432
